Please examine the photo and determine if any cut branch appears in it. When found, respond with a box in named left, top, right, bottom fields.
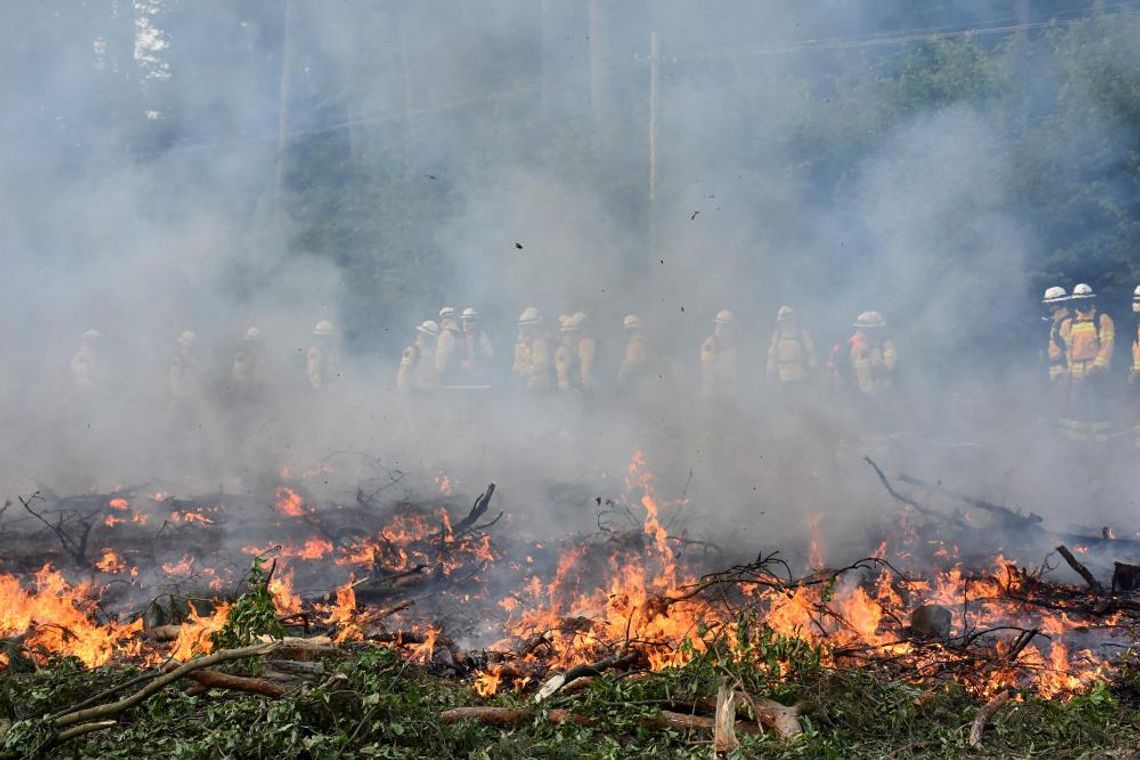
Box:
left=969, top=690, right=1012, bottom=748
left=1054, top=545, right=1102, bottom=591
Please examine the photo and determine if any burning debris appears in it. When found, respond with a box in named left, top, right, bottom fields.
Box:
left=0, top=452, right=1135, bottom=709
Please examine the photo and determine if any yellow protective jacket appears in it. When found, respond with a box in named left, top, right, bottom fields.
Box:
left=1046, top=311, right=1072, bottom=383
left=70, top=344, right=98, bottom=393
left=1067, top=309, right=1114, bottom=380
left=232, top=343, right=267, bottom=394
left=435, top=324, right=462, bottom=385
left=1131, top=323, right=1140, bottom=384
left=397, top=342, right=437, bottom=391
left=578, top=336, right=596, bottom=389
left=554, top=341, right=579, bottom=391
left=700, top=335, right=738, bottom=399
left=462, top=330, right=494, bottom=375
left=766, top=325, right=817, bottom=383
left=307, top=344, right=342, bottom=389
left=514, top=334, right=552, bottom=391
left=850, top=332, right=896, bottom=397
left=618, top=333, right=648, bottom=386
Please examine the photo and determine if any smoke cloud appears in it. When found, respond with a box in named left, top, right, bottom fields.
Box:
left=1, top=1, right=1137, bottom=574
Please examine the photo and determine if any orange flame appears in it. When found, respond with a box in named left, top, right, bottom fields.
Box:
left=275, top=487, right=306, bottom=517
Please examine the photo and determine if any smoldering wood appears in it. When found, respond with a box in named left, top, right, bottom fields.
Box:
left=1054, top=545, right=1103, bottom=591
left=1112, top=561, right=1139, bottom=592
left=897, top=473, right=1042, bottom=528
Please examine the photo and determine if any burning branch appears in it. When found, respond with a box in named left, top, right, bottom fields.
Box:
left=448, top=483, right=497, bottom=539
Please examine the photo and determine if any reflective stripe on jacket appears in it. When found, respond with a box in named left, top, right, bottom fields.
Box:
left=1068, top=310, right=1114, bottom=378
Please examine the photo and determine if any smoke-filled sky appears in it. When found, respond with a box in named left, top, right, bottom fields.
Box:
left=1, top=1, right=1137, bottom=565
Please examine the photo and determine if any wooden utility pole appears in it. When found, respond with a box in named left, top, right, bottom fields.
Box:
left=588, top=0, right=609, bottom=131
left=273, top=0, right=294, bottom=229
left=648, top=31, right=659, bottom=251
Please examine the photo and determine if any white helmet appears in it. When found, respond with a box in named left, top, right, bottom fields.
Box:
left=83, top=329, right=102, bottom=341
left=1041, top=286, right=1068, bottom=305
left=623, top=314, right=642, bottom=330
left=518, top=307, right=541, bottom=325
left=179, top=330, right=198, bottom=347
left=1071, top=283, right=1095, bottom=300
left=461, top=307, right=479, bottom=321
left=439, top=306, right=456, bottom=321
left=417, top=320, right=440, bottom=337
left=776, top=305, right=795, bottom=322
left=313, top=320, right=335, bottom=336
left=714, top=309, right=735, bottom=325
left=1133, top=286, right=1140, bottom=314
left=854, top=311, right=886, bottom=329
left=244, top=326, right=261, bottom=341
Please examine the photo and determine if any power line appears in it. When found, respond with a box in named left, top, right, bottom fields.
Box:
left=136, top=6, right=1140, bottom=160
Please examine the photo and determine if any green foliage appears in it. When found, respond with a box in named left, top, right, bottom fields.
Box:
left=0, top=639, right=1134, bottom=759
left=212, top=556, right=286, bottom=650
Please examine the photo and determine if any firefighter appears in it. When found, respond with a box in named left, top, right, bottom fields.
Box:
left=169, top=330, right=202, bottom=404
left=1129, top=286, right=1140, bottom=386
left=1065, top=283, right=1114, bottom=437
left=435, top=307, right=463, bottom=386
left=307, top=320, right=342, bottom=390
left=397, top=321, right=440, bottom=391
left=513, top=307, right=552, bottom=391
left=846, top=311, right=897, bottom=398
left=70, top=329, right=103, bottom=395
left=700, top=310, right=739, bottom=400
left=554, top=314, right=584, bottom=392
left=568, top=312, right=597, bottom=391
left=617, top=315, right=649, bottom=389
left=766, top=306, right=818, bottom=396
left=1042, top=286, right=1072, bottom=386
left=460, top=307, right=494, bottom=382
left=231, top=326, right=268, bottom=399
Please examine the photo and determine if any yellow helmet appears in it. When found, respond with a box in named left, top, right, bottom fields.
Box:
left=714, top=309, right=735, bottom=325
left=853, top=311, right=886, bottom=329
left=623, top=314, right=642, bottom=330
left=518, top=307, right=541, bottom=325
left=313, top=320, right=335, bottom=336
left=1071, top=283, right=1095, bottom=301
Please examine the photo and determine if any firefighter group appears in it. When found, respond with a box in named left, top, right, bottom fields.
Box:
left=66, top=282, right=1135, bottom=439
left=1041, top=282, right=1138, bottom=440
